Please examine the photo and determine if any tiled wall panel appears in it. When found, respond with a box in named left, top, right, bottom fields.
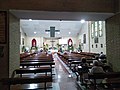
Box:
left=106, top=13, right=120, bottom=71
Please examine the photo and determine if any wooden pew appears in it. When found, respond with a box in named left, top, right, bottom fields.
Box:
left=0, top=67, right=53, bottom=90
left=20, top=61, right=55, bottom=68
left=0, top=76, right=52, bottom=90
left=57, top=52, right=97, bottom=73
left=75, top=65, right=92, bottom=81
left=21, top=52, right=53, bottom=60
left=80, top=52, right=99, bottom=58
left=22, top=57, right=53, bottom=61
left=20, top=52, right=35, bottom=60
left=20, top=59, right=53, bottom=63
left=20, top=52, right=54, bottom=64
left=12, top=67, right=52, bottom=77
left=88, top=72, right=120, bottom=90
left=57, top=52, right=96, bottom=66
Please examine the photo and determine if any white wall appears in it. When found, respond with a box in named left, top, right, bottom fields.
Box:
left=20, top=28, right=44, bottom=52
left=21, top=36, right=77, bottom=51
left=78, top=22, right=89, bottom=52
left=77, top=21, right=106, bottom=54
left=59, top=37, right=77, bottom=45
left=20, top=27, right=26, bottom=53
left=26, top=37, right=44, bottom=49
left=59, top=37, right=77, bottom=50
left=44, top=39, right=59, bottom=48
left=89, top=21, right=106, bottom=54
left=20, top=29, right=45, bottom=52
left=42, top=37, right=77, bottom=50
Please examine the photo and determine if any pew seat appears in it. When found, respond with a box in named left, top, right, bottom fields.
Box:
left=20, top=61, right=55, bottom=68
left=87, top=72, right=120, bottom=90
left=12, top=67, right=52, bottom=77
left=1, top=76, right=52, bottom=89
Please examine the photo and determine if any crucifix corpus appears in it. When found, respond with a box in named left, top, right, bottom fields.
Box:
left=50, top=40, right=55, bottom=49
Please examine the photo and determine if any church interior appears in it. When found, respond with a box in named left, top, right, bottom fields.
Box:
left=0, top=0, right=120, bottom=90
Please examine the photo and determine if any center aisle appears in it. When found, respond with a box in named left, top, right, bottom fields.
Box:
left=52, top=53, right=82, bottom=90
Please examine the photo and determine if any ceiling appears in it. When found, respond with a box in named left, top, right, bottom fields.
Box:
left=11, top=10, right=114, bottom=38
left=20, top=20, right=83, bottom=37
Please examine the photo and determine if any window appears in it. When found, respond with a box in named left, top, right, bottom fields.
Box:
left=91, top=23, right=94, bottom=38
left=92, top=44, right=93, bottom=48
left=95, top=22, right=98, bottom=37
left=94, top=37, right=99, bottom=43
left=101, top=44, right=103, bottom=48
left=90, top=21, right=104, bottom=41
left=98, top=21, right=103, bottom=37
left=94, top=22, right=99, bottom=43
left=96, top=44, right=98, bottom=48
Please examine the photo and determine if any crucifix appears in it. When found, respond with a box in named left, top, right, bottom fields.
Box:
left=50, top=40, right=55, bottom=49
left=45, top=26, right=60, bottom=48
left=45, top=26, right=60, bottom=37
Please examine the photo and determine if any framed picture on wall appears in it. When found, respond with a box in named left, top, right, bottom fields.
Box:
left=0, top=11, right=7, bottom=44
left=0, top=46, right=4, bottom=58
left=20, top=32, right=21, bottom=45
left=83, top=34, right=86, bottom=44
left=22, top=38, right=24, bottom=45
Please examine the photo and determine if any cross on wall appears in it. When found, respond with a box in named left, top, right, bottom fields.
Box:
left=45, top=27, right=60, bottom=37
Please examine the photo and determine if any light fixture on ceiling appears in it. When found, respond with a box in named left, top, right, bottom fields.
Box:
left=46, top=32, right=49, bottom=34
left=29, top=19, right=32, bottom=21
left=34, top=32, right=36, bottom=34
left=69, top=32, right=71, bottom=34
left=57, top=32, right=60, bottom=34
left=80, top=19, right=85, bottom=23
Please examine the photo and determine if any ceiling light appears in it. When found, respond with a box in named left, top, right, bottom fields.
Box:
left=46, top=32, right=49, bottom=34
left=29, top=19, right=32, bottom=21
left=80, top=19, right=85, bottom=23
left=69, top=32, right=71, bottom=34
left=34, top=32, right=36, bottom=34
left=57, top=32, right=60, bottom=34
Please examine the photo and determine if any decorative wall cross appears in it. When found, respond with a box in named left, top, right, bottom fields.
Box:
left=45, top=27, right=60, bottom=37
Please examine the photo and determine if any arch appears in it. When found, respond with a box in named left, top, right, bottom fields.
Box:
left=68, top=38, right=73, bottom=46
left=32, top=39, right=37, bottom=47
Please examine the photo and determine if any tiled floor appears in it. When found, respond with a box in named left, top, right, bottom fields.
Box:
left=53, top=53, right=82, bottom=90
left=11, top=53, right=82, bottom=90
